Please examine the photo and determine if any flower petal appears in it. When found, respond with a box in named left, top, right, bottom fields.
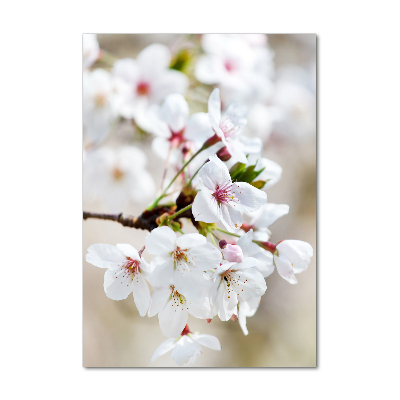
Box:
left=158, top=298, right=188, bottom=337
left=173, top=267, right=209, bottom=300
left=170, top=336, right=200, bottom=366
left=208, top=88, right=221, bottom=123
left=188, top=243, right=222, bottom=271
left=192, top=187, right=221, bottom=223
left=198, top=154, right=231, bottom=191
left=136, top=43, right=170, bottom=74
left=232, top=182, right=268, bottom=212
left=250, top=203, right=290, bottom=229
left=277, top=240, right=313, bottom=274
left=103, top=268, right=133, bottom=300
left=151, top=338, right=176, bottom=362
left=116, top=244, right=140, bottom=261
left=160, top=93, right=189, bottom=133
left=192, top=334, right=221, bottom=350
left=132, top=273, right=151, bottom=316
left=145, top=226, right=176, bottom=256
left=86, top=244, right=125, bottom=269
left=220, top=203, right=243, bottom=233
left=176, top=233, right=206, bottom=249
left=232, top=268, right=267, bottom=301
left=149, top=257, right=174, bottom=288
left=275, top=257, right=298, bottom=284
left=184, top=112, right=213, bottom=144
left=148, top=286, right=172, bottom=317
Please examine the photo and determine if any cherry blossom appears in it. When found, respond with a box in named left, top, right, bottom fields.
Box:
left=83, top=146, right=155, bottom=211
left=244, top=203, right=290, bottom=242
left=148, top=283, right=215, bottom=337
left=207, top=88, right=260, bottom=164
left=145, top=226, right=222, bottom=299
left=112, top=43, right=189, bottom=127
left=145, top=93, right=213, bottom=161
left=247, top=154, right=283, bottom=190
left=236, top=229, right=275, bottom=278
left=151, top=325, right=221, bottom=366
left=192, top=154, right=267, bottom=232
left=273, top=240, right=314, bottom=284
left=86, top=243, right=151, bottom=316
left=210, top=256, right=266, bottom=321
left=83, top=69, right=119, bottom=145
left=83, top=34, right=100, bottom=69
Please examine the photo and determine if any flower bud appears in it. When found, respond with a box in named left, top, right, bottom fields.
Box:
left=219, top=239, right=227, bottom=249
left=222, top=244, right=244, bottom=263
left=216, top=146, right=231, bottom=161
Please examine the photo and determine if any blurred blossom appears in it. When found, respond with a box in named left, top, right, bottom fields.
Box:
left=245, top=103, right=283, bottom=141
left=273, top=65, right=316, bottom=140
left=195, top=34, right=274, bottom=104
left=83, top=69, right=122, bottom=145
left=82, top=34, right=100, bottom=69
left=112, top=43, right=189, bottom=128
left=145, top=93, right=213, bottom=163
left=83, top=146, right=155, bottom=211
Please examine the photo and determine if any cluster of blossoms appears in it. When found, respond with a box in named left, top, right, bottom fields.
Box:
left=83, top=34, right=314, bottom=366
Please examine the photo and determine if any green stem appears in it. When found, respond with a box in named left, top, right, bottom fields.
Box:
left=149, top=147, right=204, bottom=209
left=187, top=161, right=206, bottom=187
left=216, top=228, right=241, bottom=238
left=159, top=204, right=193, bottom=227
left=208, top=231, right=217, bottom=247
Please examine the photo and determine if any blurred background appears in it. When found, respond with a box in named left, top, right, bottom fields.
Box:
left=83, top=34, right=316, bottom=367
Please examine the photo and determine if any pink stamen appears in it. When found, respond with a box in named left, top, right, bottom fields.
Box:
left=136, top=81, right=150, bottom=96
left=212, top=181, right=234, bottom=205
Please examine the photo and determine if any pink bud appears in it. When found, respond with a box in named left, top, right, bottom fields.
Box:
left=230, top=314, right=238, bottom=322
left=216, top=146, right=231, bottom=161
left=219, top=239, right=227, bottom=249
left=222, top=244, right=244, bottom=263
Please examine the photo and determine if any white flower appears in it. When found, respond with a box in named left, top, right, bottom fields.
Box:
left=192, top=154, right=267, bottom=233
left=83, top=34, right=100, bottom=69
left=274, top=240, right=313, bottom=284
left=236, top=229, right=275, bottom=278
left=245, top=203, right=290, bottom=242
left=207, top=88, right=253, bottom=164
left=83, top=146, right=155, bottom=211
left=146, top=93, right=213, bottom=161
left=195, top=34, right=274, bottom=105
left=246, top=103, right=283, bottom=141
left=145, top=226, right=222, bottom=299
left=151, top=325, right=221, bottom=366
left=112, top=43, right=189, bottom=126
left=211, top=257, right=266, bottom=321
left=86, top=243, right=151, bottom=316
left=148, top=284, right=215, bottom=337
left=83, top=69, right=118, bottom=145
left=238, top=296, right=261, bottom=336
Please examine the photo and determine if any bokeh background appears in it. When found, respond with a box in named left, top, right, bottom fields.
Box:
left=83, top=34, right=316, bottom=367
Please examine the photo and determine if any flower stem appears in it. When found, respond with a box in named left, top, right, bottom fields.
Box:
left=215, top=228, right=241, bottom=238
left=187, top=160, right=206, bottom=187
left=148, top=147, right=204, bottom=209
left=168, top=204, right=192, bottom=220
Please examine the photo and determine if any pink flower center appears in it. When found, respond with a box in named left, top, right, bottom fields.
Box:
left=212, top=182, right=234, bottom=205
left=112, top=167, right=124, bottom=181
left=181, top=324, right=191, bottom=336
left=224, top=60, right=235, bottom=72
left=136, top=81, right=150, bottom=96
left=169, top=128, right=185, bottom=146
left=123, top=257, right=140, bottom=274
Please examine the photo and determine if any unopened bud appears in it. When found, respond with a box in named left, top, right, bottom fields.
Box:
left=216, top=146, right=231, bottom=161
left=219, top=239, right=227, bottom=249
left=222, top=244, right=244, bottom=263
left=230, top=314, right=238, bottom=322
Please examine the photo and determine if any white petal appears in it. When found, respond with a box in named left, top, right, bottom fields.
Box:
left=116, top=244, right=140, bottom=261
left=277, top=240, right=313, bottom=273
left=198, top=154, right=231, bottom=191
left=158, top=298, right=188, bottom=338
left=170, top=336, right=200, bottom=366
left=184, top=112, right=213, bottom=143
left=251, top=203, right=290, bottom=229
left=232, top=182, right=268, bottom=212
left=187, top=293, right=216, bottom=319
left=149, top=258, right=174, bottom=288
left=252, top=250, right=275, bottom=278
left=217, top=282, right=238, bottom=321
left=226, top=139, right=249, bottom=164
left=220, top=102, right=247, bottom=132
left=160, top=93, right=189, bottom=133
left=192, top=187, right=221, bottom=223
left=136, top=43, right=170, bottom=74
left=236, top=230, right=254, bottom=257
left=148, top=287, right=172, bottom=317
left=220, top=204, right=243, bottom=233
left=256, top=158, right=283, bottom=189
left=173, top=267, right=208, bottom=300
left=152, top=70, right=189, bottom=101
left=192, top=334, right=221, bottom=350
left=275, top=257, right=298, bottom=284
left=238, top=296, right=261, bottom=336
left=194, top=55, right=224, bottom=85
left=132, top=273, right=151, bottom=316
left=208, top=88, right=221, bottom=123
left=188, top=243, right=222, bottom=271
left=103, top=268, right=133, bottom=300
left=86, top=244, right=125, bottom=269
left=151, top=338, right=176, bottom=362
left=176, top=233, right=206, bottom=250
left=232, top=268, right=267, bottom=301
left=112, top=58, right=138, bottom=83
left=145, top=226, right=176, bottom=256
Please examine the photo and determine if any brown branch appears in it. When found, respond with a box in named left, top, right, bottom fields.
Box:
left=83, top=205, right=177, bottom=232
